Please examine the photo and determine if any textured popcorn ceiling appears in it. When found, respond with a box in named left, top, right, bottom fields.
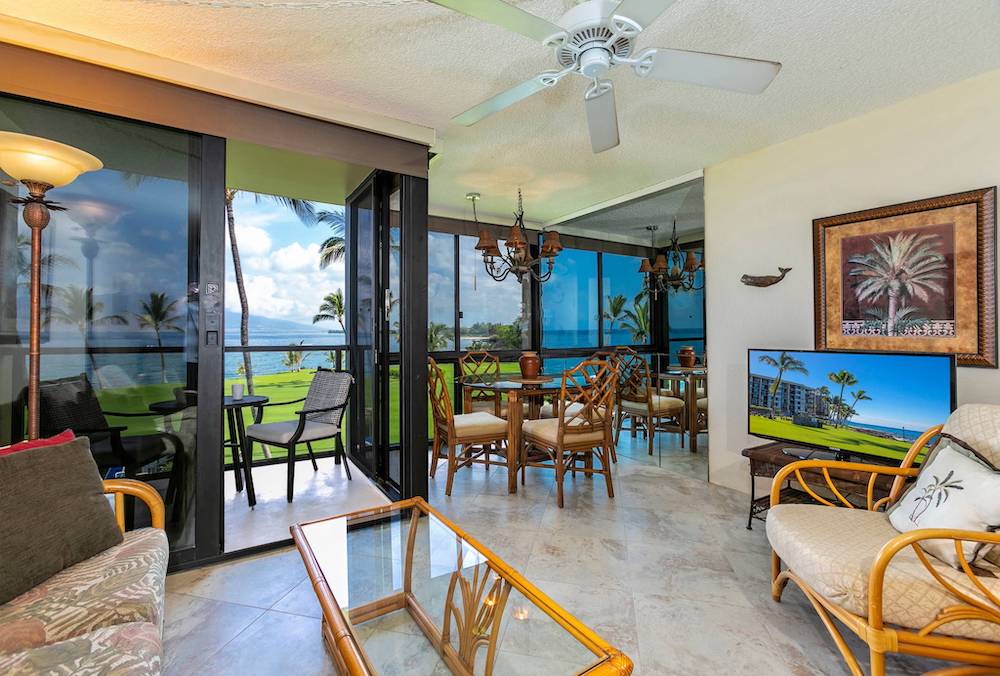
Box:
left=4, top=0, right=1000, bottom=231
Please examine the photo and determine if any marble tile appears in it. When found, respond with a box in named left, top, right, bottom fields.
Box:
left=360, top=626, right=445, bottom=675
left=198, top=610, right=335, bottom=676
left=162, top=592, right=264, bottom=676
left=166, top=547, right=307, bottom=608
left=270, top=577, right=322, bottom=619
left=524, top=531, right=629, bottom=591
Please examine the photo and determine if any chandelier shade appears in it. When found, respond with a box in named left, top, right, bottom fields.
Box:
left=638, top=220, right=704, bottom=298
left=470, top=189, right=560, bottom=284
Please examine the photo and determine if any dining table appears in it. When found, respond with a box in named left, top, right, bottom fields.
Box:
left=457, top=372, right=563, bottom=494
left=654, top=362, right=707, bottom=453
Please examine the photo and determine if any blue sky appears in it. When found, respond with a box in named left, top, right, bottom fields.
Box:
left=750, top=349, right=952, bottom=430
left=225, top=192, right=346, bottom=328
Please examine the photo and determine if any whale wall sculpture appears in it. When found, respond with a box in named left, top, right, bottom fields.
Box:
left=740, top=267, right=791, bottom=287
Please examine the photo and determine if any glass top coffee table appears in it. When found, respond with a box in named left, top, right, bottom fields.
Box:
left=291, top=498, right=632, bottom=675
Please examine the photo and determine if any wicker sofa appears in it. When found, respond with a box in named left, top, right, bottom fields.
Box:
left=767, top=404, right=1000, bottom=675
left=0, top=479, right=169, bottom=674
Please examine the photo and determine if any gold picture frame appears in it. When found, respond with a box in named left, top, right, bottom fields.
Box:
left=814, top=188, right=996, bottom=367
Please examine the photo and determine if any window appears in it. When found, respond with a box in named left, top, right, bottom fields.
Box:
left=0, top=94, right=201, bottom=552
left=458, top=234, right=526, bottom=351
left=542, top=247, right=598, bottom=349
left=602, top=253, right=650, bottom=345
left=427, top=231, right=455, bottom=352
left=666, top=242, right=705, bottom=359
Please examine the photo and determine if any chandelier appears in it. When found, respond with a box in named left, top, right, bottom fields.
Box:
left=473, top=189, right=563, bottom=284
left=639, top=220, right=703, bottom=299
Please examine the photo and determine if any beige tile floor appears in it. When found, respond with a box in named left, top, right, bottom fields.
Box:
left=165, top=433, right=949, bottom=675
left=223, top=455, right=388, bottom=552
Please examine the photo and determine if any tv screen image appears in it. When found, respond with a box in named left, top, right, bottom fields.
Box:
left=747, top=349, right=955, bottom=462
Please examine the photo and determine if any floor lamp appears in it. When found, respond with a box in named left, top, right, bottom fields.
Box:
left=0, top=132, right=102, bottom=440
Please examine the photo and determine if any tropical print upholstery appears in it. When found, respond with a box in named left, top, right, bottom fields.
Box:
left=0, top=621, right=161, bottom=675
left=0, top=528, right=167, bottom=655
left=768, top=504, right=1000, bottom=642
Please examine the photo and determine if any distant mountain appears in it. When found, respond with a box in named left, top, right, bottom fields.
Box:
left=224, top=310, right=316, bottom=332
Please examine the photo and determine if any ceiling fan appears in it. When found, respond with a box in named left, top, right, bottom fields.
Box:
left=431, top=0, right=782, bottom=153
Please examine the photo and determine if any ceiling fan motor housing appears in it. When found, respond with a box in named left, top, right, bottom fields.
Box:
left=554, top=0, right=635, bottom=73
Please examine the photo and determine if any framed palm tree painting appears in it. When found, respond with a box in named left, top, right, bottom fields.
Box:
left=813, top=187, right=996, bottom=367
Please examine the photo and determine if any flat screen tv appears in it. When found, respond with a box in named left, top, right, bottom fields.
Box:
left=748, top=349, right=955, bottom=463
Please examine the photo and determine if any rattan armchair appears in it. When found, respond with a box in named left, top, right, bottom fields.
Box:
left=521, top=359, right=617, bottom=508
left=429, top=357, right=509, bottom=496
left=460, top=350, right=504, bottom=416
left=767, top=405, right=1000, bottom=675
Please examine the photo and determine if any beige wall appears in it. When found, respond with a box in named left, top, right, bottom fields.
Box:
left=704, top=68, right=1000, bottom=493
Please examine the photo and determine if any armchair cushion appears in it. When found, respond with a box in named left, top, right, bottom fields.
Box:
left=941, top=403, right=1000, bottom=467
left=768, top=503, right=1000, bottom=642
left=0, top=439, right=122, bottom=605
left=888, top=442, right=1000, bottom=568
left=0, top=528, right=168, bottom=653
left=522, top=417, right=605, bottom=446
left=620, top=394, right=684, bottom=416
left=246, top=421, right=339, bottom=445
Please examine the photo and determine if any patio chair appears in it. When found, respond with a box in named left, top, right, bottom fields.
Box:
left=429, top=357, right=509, bottom=496
left=245, top=368, right=352, bottom=503
left=521, top=359, right=617, bottom=508
left=38, top=373, right=185, bottom=521
left=614, top=352, right=685, bottom=454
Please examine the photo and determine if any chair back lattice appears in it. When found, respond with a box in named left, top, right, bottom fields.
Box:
left=460, top=351, right=500, bottom=405
left=557, top=359, right=617, bottom=439
left=428, top=357, right=454, bottom=434
left=616, top=352, right=651, bottom=406
left=303, top=368, right=353, bottom=426
left=38, top=373, right=109, bottom=437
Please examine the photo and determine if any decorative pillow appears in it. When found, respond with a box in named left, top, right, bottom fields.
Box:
left=889, top=439, right=1000, bottom=569
left=0, top=429, right=75, bottom=457
left=0, top=437, right=123, bottom=605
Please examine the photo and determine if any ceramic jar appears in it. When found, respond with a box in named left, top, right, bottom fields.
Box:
left=519, top=351, right=540, bottom=378
left=677, top=346, right=697, bottom=368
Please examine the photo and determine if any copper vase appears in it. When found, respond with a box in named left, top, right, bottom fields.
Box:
left=677, top=346, right=697, bottom=368
left=519, top=351, right=540, bottom=379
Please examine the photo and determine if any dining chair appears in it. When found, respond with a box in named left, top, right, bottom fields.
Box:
left=245, top=368, right=352, bottom=503
left=459, top=350, right=503, bottom=416
left=521, top=359, right=617, bottom=508
left=614, top=352, right=685, bottom=454
left=429, top=357, right=509, bottom=496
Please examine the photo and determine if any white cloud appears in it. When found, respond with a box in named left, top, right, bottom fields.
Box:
left=272, top=242, right=321, bottom=273
left=228, top=225, right=271, bottom=257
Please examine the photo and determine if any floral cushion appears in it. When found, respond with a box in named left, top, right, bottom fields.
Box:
left=0, top=528, right=168, bottom=655
left=0, top=622, right=161, bottom=675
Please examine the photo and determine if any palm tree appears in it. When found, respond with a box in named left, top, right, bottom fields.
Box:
left=828, top=370, right=858, bottom=427
left=133, top=292, right=183, bottom=383
left=621, top=291, right=650, bottom=343
left=281, top=341, right=307, bottom=372
left=316, top=208, right=346, bottom=269
left=757, top=351, right=809, bottom=418
left=325, top=350, right=342, bottom=369
left=16, top=234, right=76, bottom=291
left=844, top=389, right=872, bottom=425
left=813, top=385, right=831, bottom=417
left=427, top=322, right=452, bottom=352
left=46, top=285, right=127, bottom=378
left=848, top=231, right=947, bottom=336
left=312, top=289, right=346, bottom=334
left=602, top=293, right=628, bottom=342
left=226, top=189, right=318, bottom=393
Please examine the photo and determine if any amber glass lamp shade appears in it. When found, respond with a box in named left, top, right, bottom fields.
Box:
left=506, top=223, right=528, bottom=250
left=0, top=131, right=102, bottom=189
left=683, top=251, right=700, bottom=273
left=475, top=229, right=501, bottom=257
left=638, top=258, right=653, bottom=273
left=652, top=254, right=668, bottom=273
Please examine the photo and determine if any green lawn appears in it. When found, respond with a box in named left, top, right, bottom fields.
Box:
left=749, top=415, right=923, bottom=461
left=94, top=360, right=529, bottom=466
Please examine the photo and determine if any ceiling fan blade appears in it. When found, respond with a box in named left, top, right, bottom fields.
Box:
left=453, top=74, right=557, bottom=126
left=427, top=0, right=562, bottom=42
left=640, top=48, right=781, bottom=94
left=585, top=81, right=620, bottom=154
left=611, top=0, right=677, bottom=29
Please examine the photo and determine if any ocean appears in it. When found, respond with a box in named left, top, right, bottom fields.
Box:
left=848, top=421, right=923, bottom=442
left=35, top=325, right=699, bottom=385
